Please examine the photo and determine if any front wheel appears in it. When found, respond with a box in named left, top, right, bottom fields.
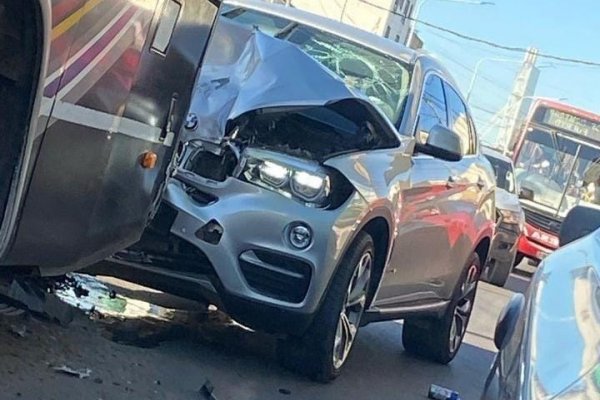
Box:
left=278, top=232, right=374, bottom=382
left=402, top=253, right=481, bottom=364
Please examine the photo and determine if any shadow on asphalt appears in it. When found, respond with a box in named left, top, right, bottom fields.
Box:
left=45, top=274, right=508, bottom=399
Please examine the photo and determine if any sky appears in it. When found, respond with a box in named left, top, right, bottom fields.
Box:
left=416, top=0, right=600, bottom=144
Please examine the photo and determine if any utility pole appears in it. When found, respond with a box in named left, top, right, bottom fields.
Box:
left=340, top=0, right=350, bottom=22
left=496, top=47, right=540, bottom=152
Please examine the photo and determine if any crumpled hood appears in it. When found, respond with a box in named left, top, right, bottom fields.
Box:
left=183, top=19, right=399, bottom=144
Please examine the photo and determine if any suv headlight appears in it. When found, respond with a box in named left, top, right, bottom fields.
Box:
left=242, top=150, right=331, bottom=207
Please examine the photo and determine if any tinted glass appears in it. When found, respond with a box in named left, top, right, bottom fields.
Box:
left=484, top=154, right=515, bottom=193
left=444, top=83, right=471, bottom=155
left=416, top=75, right=447, bottom=142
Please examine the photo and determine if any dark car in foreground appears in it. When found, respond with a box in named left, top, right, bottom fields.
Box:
left=482, top=147, right=524, bottom=287
left=98, top=0, right=496, bottom=382
left=483, top=205, right=600, bottom=399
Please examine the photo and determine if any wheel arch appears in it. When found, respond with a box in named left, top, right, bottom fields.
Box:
left=474, top=236, right=492, bottom=270
left=0, top=0, right=50, bottom=258
left=360, top=216, right=391, bottom=306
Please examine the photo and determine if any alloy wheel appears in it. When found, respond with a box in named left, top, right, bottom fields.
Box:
left=332, top=251, right=372, bottom=369
left=449, top=263, right=479, bottom=354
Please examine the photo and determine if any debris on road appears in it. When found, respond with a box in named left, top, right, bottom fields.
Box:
left=53, top=365, right=92, bottom=379
left=199, top=379, right=219, bottom=400
left=428, top=384, right=461, bottom=400
left=5, top=279, right=74, bottom=325
left=0, top=300, right=25, bottom=317
left=9, top=324, right=26, bottom=338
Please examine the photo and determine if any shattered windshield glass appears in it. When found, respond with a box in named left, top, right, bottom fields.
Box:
left=285, top=27, right=411, bottom=123
left=222, top=8, right=411, bottom=124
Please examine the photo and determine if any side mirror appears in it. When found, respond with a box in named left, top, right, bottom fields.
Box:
left=519, top=187, right=534, bottom=201
left=494, top=293, right=525, bottom=351
left=559, top=205, right=600, bottom=246
left=416, top=125, right=462, bottom=162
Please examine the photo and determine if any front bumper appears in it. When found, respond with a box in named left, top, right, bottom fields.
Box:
left=489, top=224, right=520, bottom=264
left=162, top=170, right=368, bottom=333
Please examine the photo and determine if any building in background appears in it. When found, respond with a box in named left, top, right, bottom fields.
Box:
left=288, top=0, right=416, bottom=44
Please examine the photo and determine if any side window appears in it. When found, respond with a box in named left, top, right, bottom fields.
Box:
left=444, top=83, right=472, bottom=155
left=416, top=75, right=448, bottom=143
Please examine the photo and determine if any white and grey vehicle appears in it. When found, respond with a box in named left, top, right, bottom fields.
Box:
left=98, top=0, right=496, bottom=381
left=482, top=147, right=525, bottom=287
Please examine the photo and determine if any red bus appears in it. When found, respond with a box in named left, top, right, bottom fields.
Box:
left=512, top=99, right=600, bottom=263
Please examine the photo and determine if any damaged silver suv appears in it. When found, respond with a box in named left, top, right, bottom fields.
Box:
left=100, top=0, right=495, bottom=382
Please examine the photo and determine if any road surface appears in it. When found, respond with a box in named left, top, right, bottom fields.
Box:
left=0, top=272, right=529, bottom=400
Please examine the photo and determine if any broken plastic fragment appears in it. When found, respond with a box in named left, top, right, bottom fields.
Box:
left=53, top=365, right=92, bottom=379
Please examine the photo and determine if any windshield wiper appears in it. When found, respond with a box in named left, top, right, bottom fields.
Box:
left=275, top=22, right=298, bottom=39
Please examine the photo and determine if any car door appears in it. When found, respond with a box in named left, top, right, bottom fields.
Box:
left=4, top=0, right=221, bottom=273
left=374, top=74, right=456, bottom=306
left=438, top=82, right=482, bottom=298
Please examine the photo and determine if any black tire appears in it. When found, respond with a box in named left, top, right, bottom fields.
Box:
left=402, top=252, right=481, bottom=364
left=277, top=232, right=374, bottom=382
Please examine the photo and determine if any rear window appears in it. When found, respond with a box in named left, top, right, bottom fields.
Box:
left=485, top=154, right=516, bottom=193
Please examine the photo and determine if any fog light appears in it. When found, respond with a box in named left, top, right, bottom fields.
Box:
left=289, top=224, right=312, bottom=249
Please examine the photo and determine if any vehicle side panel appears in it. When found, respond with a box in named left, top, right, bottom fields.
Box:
left=3, top=0, right=219, bottom=273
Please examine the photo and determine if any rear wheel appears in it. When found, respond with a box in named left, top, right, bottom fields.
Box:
left=278, top=232, right=374, bottom=382
left=402, top=253, right=481, bottom=364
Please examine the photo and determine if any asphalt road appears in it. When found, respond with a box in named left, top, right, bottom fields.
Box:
left=0, top=270, right=530, bottom=400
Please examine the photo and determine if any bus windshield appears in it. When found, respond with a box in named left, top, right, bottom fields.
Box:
left=515, top=128, right=600, bottom=216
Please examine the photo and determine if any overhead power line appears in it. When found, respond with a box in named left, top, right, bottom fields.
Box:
left=358, top=0, right=600, bottom=67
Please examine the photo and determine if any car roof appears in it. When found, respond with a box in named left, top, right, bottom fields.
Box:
left=223, top=0, right=422, bottom=65
left=482, top=146, right=513, bottom=164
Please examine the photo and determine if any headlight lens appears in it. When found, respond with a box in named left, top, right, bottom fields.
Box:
left=291, top=171, right=327, bottom=201
left=259, top=161, right=290, bottom=187
left=243, top=152, right=331, bottom=207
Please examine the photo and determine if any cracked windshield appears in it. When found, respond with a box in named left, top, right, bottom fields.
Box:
left=1, top=0, right=600, bottom=399
left=222, top=6, right=411, bottom=123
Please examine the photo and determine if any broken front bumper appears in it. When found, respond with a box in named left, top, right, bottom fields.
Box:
left=162, top=169, right=367, bottom=334
left=489, top=223, right=520, bottom=265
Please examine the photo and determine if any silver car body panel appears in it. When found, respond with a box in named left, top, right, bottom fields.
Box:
left=485, top=230, right=600, bottom=399
left=159, top=1, right=494, bottom=327
left=496, top=188, right=522, bottom=214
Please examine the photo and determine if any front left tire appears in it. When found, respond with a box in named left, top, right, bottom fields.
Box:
left=277, top=232, right=374, bottom=382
